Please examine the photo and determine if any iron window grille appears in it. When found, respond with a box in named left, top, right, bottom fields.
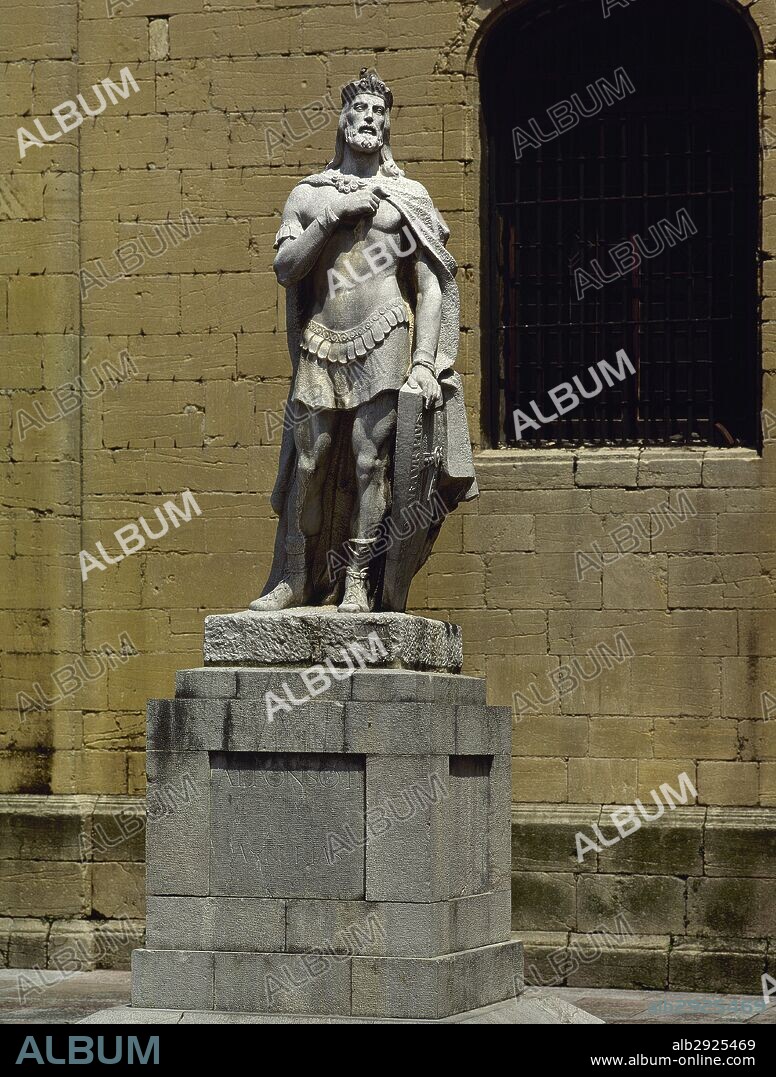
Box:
left=481, top=0, right=760, bottom=448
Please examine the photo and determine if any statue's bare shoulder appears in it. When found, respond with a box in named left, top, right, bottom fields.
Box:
left=277, top=182, right=319, bottom=233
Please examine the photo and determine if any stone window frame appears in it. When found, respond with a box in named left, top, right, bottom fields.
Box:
left=462, top=0, right=772, bottom=467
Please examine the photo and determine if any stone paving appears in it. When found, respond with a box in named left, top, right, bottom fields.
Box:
left=0, top=971, right=773, bottom=1025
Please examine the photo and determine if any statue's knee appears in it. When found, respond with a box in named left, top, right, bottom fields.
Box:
left=356, top=452, right=385, bottom=484
left=297, top=453, right=317, bottom=479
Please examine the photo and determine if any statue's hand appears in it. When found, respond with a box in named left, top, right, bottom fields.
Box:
left=330, top=189, right=381, bottom=223
left=407, top=364, right=442, bottom=409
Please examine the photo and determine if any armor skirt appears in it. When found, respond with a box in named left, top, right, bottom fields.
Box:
left=292, top=301, right=412, bottom=411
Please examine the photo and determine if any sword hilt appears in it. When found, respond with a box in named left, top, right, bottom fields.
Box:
left=421, top=446, right=444, bottom=470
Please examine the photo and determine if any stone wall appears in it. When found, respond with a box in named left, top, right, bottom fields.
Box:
left=1, top=0, right=775, bottom=990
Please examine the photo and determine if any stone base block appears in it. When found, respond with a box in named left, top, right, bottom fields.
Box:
left=203, top=609, right=463, bottom=672
left=131, top=940, right=524, bottom=1020
left=82, top=992, right=604, bottom=1025
left=133, top=661, right=519, bottom=1020
left=145, top=891, right=511, bottom=959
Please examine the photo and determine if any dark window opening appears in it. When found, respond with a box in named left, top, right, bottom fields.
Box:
left=480, top=0, right=760, bottom=448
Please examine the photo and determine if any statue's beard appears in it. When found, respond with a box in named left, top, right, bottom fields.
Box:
left=344, top=126, right=383, bottom=154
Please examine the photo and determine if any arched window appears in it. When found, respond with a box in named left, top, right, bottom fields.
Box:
left=481, top=0, right=760, bottom=447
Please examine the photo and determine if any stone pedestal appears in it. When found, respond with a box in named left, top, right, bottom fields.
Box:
left=202, top=608, right=464, bottom=672
left=127, top=612, right=523, bottom=1022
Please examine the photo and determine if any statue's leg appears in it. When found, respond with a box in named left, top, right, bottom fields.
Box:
left=338, top=391, right=397, bottom=614
left=251, top=403, right=336, bottom=612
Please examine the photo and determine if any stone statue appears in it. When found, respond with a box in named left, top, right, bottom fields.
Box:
left=251, top=69, right=477, bottom=615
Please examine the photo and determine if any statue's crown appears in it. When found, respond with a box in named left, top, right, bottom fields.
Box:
left=341, top=68, right=393, bottom=109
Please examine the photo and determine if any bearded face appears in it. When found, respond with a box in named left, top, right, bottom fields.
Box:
left=343, top=92, right=387, bottom=154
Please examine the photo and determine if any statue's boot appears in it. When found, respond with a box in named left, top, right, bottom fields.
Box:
left=249, top=578, right=306, bottom=612
left=337, top=537, right=374, bottom=614
left=250, top=545, right=308, bottom=612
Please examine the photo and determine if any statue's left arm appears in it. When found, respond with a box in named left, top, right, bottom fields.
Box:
left=406, top=250, right=443, bottom=408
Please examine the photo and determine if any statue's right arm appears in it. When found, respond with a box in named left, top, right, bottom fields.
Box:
left=273, top=187, right=339, bottom=288
left=273, top=185, right=381, bottom=287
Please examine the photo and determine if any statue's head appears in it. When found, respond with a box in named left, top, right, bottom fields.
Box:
left=327, top=69, right=402, bottom=177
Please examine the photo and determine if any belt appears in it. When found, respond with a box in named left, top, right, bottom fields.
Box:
left=301, top=301, right=409, bottom=364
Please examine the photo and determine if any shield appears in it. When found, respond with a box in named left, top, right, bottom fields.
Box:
left=381, top=383, right=447, bottom=612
